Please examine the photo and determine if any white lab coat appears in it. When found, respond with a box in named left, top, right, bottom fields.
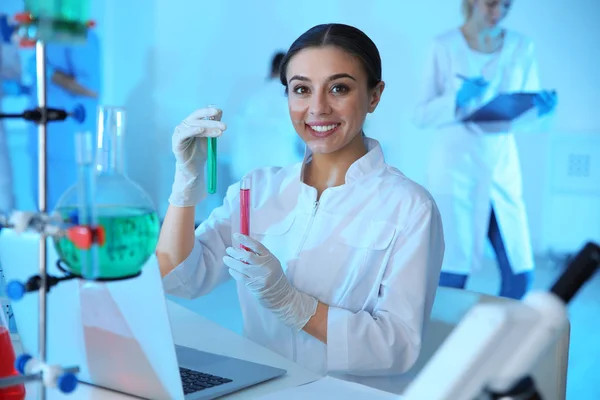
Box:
left=413, top=28, right=541, bottom=275
left=163, top=137, right=445, bottom=376
left=0, top=41, right=21, bottom=212
left=228, top=79, right=304, bottom=182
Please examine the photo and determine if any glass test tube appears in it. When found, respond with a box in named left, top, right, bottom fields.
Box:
left=206, top=104, right=218, bottom=194
left=240, top=176, right=251, bottom=249
left=74, top=131, right=100, bottom=280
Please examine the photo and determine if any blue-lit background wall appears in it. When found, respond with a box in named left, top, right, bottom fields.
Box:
left=3, top=0, right=599, bottom=254
left=1, top=0, right=599, bottom=398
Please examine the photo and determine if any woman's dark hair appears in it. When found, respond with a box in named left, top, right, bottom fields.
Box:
left=279, top=23, right=382, bottom=91
left=270, top=51, right=286, bottom=77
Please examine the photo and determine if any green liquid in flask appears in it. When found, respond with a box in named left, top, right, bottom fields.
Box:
left=53, top=206, right=160, bottom=279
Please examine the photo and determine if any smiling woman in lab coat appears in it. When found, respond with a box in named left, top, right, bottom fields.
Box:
left=157, top=23, right=445, bottom=376
left=413, top=0, right=557, bottom=299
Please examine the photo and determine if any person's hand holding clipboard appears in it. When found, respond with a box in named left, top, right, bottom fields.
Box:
left=456, top=74, right=558, bottom=122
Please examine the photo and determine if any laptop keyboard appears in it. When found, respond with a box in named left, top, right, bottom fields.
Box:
left=180, top=367, right=233, bottom=395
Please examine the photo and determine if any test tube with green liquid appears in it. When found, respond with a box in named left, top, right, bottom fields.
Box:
left=206, top=105, right=218, bottom=194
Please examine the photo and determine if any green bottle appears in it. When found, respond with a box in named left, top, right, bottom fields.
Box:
left=24, top=0, right=91, bottom=43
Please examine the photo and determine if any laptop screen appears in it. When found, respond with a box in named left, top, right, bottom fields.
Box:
left=0, top=229, right=184, bottom=399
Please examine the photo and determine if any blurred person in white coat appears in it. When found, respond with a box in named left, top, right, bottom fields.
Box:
left=229, top=51, right=304, bottom=182
left=0, top=26, right=21, bottom=213
left=157, top=24, right=445, bottom=376
left=413, top=0, right=557, bottom=299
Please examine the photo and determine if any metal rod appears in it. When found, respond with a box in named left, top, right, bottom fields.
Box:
left=0, top=366, right=80, bottom=389
left=0, top=113, right=25, bottom=118
left=35, top=39, right=48, bottom=400
left=0, top=373, right=43, bottom=388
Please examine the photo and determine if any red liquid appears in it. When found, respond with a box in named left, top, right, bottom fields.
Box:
left=240, top=188, right=250, bottom=251
left=0, top=327, right=25, bottom=400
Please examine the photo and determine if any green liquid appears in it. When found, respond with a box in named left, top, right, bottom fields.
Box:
left=39, top=19, right=88, bottom=38
left=26, top=0, right=91, bottom=42
left=207, top=138, right=217, bottom=194
left=53, top=207, right=160, bottom=279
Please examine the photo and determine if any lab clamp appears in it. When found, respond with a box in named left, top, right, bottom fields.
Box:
left=0, top=5, right=123, bottom=399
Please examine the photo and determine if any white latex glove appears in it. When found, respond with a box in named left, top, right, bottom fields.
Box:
left=169, top=107, right=227, bottom=207
left=223, top=233, right=318, bottom=331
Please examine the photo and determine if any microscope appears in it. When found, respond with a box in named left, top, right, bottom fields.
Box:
left=404, top=241, right=599, bottom=400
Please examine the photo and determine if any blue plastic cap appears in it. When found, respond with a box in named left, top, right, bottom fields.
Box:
left=6, top=280, right=26, bottom=301
left=68, top=210, right=79, bottom=225
left=15, top=354, right=32, bottom=374
left=0, top=15, right=16, bottom=44
left=57, top=372, right=78, bottom=393
left=72, top=104, right=86, bottom=124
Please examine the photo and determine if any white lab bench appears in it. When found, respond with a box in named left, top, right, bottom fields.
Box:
left=13, top=288, right=569, bottom=400
left=15, top=300, right=321, bottom=399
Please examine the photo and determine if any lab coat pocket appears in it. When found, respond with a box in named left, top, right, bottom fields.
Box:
left=248, top=212, right=296, bottom=272
left=335, top=220, right=396, bottom=308
left=250, top=212, right=295, bottom=236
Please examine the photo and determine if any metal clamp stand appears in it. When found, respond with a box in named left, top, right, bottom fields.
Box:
left=0, top=104, right=86, bottom=124
left=0, top=357, right=79, bottom=395
left=0, top=38, right=93, bottom=398
left=0, top=9, right=109, bottom=398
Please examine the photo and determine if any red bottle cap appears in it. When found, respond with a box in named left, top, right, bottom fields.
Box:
left=66, top=226, right=105, bottom=249
left=19, top=38, right=36, bottom=48
left=67, top=226, right=94, bottom=249
left=14, top=12, right=33, bottom=23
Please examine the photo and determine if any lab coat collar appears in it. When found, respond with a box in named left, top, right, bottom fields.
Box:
left=300, top=136, right=385, bottom=184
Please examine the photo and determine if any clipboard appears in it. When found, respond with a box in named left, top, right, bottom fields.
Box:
left=462, top=92, right=540, bottom=123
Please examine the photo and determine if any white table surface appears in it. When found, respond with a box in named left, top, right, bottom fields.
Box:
left=20, top=300, right=321, bottom=399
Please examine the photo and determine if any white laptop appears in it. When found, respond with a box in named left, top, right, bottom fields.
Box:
left=0, top=228, right=286, bottom=399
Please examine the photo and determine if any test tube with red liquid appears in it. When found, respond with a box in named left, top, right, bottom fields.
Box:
left=240, top=176, right=251, bottom=251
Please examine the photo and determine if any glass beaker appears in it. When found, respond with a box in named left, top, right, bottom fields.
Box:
left=53, top=106, right=160, bottom=280
left=23, top=0, right=90, bottom=43
left=0, top=304, right=25, bottom=399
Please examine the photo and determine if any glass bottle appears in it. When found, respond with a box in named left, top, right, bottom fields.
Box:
left=53, top=106, right=160, bottom=280
left=0, top=301, right=25, bottom=400
left=22, top=0, right=91, bottom=43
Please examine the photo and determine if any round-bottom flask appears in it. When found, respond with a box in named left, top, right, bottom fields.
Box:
left=52, top=106, right=159, bottom=280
